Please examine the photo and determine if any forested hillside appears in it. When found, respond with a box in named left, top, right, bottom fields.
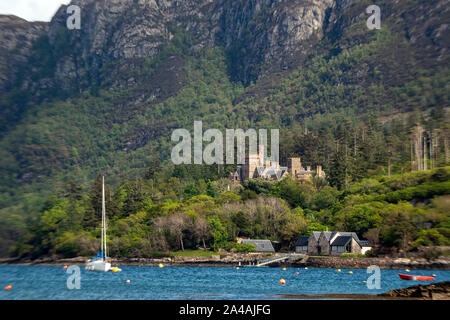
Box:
left=0, top=0, right=448, bottom=257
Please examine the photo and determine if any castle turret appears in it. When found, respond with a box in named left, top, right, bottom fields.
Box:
left=316, top=165, right=322, bottom=177
left=288, top=157, right=301, bottom=178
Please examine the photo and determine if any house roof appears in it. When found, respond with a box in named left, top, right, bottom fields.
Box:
left=254, top=166, right=289, bottom=181
left=339, top=232, right=360, bottom=241
left=257, top=166, right=265, bottom=176
left=321, top=231, right=337, bottom=241
left=358, top=240, right=371, bottom=247
left=295, top=236, right=310, bottom=246
left=241, top=239, right=275, bottom=252
left=311, top=231, right=321, bottom=240
left=294, top=231, right=369, bottom=248
left=331, top=235, right=353, bottom=246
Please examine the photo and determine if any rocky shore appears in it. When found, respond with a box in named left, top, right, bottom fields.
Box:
left=288, top=256, right=450, bottom=270
left=380, top=281, right=450, bottom=299
left=1, top=253, right=449, bottom=270
left=280, top=281, right=450, bottom=300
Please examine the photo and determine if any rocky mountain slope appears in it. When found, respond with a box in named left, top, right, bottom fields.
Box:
left=0, top=0, right=346, bottom=98
left=0, top=15, right=48, bottom=90
left=1, top=0, right=447, bottom=128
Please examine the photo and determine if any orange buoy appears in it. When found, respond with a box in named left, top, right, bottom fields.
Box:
left=279, top=278, right=286, bottom=285
left=4, top=285, right=12, bottom=291
left=63, top=265, right=68, bottom=270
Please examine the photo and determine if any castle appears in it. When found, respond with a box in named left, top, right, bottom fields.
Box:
left=229, top=146, right=325, bottom=184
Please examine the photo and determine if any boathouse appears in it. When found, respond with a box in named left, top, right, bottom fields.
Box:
left=241, top=239, right=275, bottom=253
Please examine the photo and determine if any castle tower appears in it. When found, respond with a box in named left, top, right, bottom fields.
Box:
left=316, top=165, right=323, bottom=177
left=243, top=154, right=260, bottom=180
left=287, top=157, right=301, bottom=178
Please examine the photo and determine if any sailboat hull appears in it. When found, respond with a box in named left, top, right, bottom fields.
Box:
left=86, top=260, right=111, bottom=272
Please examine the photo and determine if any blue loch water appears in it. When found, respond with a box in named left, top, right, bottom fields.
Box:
left=0, top=265, right=448, bottom=300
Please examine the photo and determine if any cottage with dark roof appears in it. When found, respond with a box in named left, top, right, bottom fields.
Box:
left=294, top=236, right=309, bottom=253
left=295, top=231, right=372, bottom=256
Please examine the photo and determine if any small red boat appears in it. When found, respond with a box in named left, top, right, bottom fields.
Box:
left=398, top=273, right=435, bottom=281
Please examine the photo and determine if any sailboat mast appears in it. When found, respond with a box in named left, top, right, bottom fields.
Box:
left=102, top=176, right=107, bottom=260
left=100, top=176, right=104, bottom=259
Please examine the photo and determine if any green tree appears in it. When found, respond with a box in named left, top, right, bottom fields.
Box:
left=278, top=178, right=306, bottom=208
left=208, top=216, right=228, bottom=251
left=184, top=183, right=200, bottom=199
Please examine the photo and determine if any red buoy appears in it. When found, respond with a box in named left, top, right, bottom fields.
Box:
left=4, top=285, right=12, bottom=291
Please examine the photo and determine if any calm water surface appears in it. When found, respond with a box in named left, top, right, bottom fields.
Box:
left=0, top=266, right=448, bottom=300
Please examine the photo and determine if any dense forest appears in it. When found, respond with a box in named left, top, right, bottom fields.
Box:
left=7, top=164, right=450, bottom=259
left=0, top=0, right=449, bottom=258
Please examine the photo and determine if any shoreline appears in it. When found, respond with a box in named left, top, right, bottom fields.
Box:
left=279, top=281, right=450, bottom=300
left=1, top=254, right=449, bottom=270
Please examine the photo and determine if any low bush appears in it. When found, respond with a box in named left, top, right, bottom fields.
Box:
left=341, top=253, right=366, bottom=258
left=234, top=243, right=257, bottom=253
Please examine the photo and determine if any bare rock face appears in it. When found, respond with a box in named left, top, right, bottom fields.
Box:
left=4, top=0, right=447, bottom=104
left=0, top=15, right=48, bottom=92
left=45, top=0, right=213, bottom=92
left=215, top=0, right=338, bottom=82
left=40, top=0, right=342, bottom=90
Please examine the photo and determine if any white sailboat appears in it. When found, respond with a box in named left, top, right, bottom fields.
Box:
left=86, top=176, right=112, bottom=272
